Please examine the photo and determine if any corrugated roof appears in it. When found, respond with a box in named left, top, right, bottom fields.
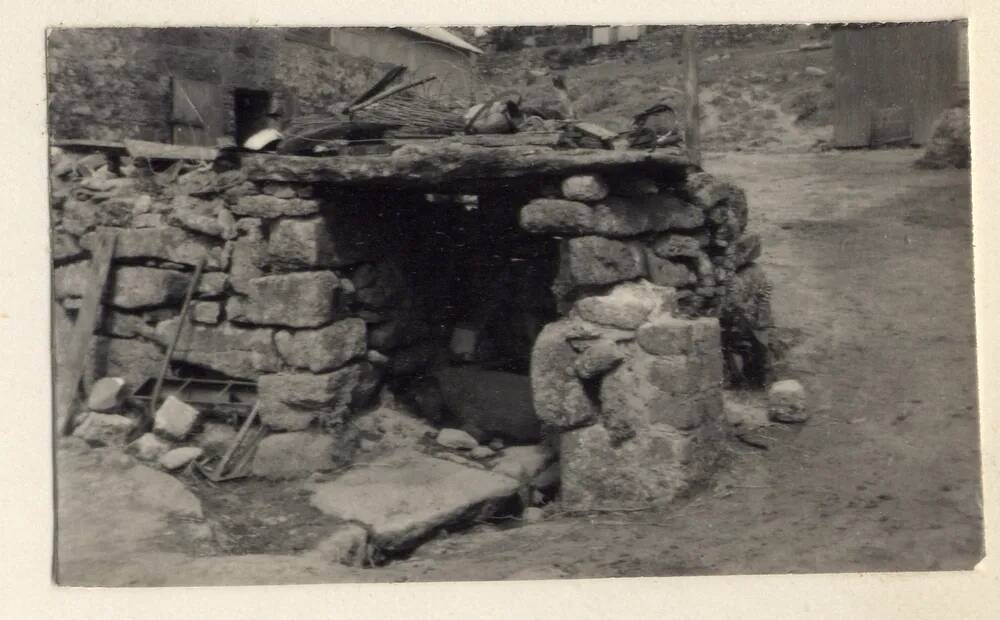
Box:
left=400, top=27, right=484, bottom=55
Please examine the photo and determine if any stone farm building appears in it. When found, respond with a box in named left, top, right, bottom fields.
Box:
left=47, top=27, right=482, bottom=147
left=49, top=27, right=773, bottom=554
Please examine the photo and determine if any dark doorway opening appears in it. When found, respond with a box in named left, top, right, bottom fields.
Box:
left=234, top=89, right=273, bottom=147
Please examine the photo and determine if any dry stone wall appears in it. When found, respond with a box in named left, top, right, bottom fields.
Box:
left=51, top=143, right=770, bottom=505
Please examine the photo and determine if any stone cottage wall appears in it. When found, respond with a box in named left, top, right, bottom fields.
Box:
left=47, top=28, right=386, bottom=143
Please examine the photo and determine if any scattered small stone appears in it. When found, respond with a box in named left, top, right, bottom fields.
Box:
left=489, top=438, right=505, bottom=451
left=153, top=395, right=202, bottom=440
left=158, top=446, right=204, bottom=471
left=436, top=428, right=479, bottom=451
left=522, top=507, right=545, bottom=523
left=72, top=412, right=136, bottom=447
left=86, top=377, right=126, bottom=412
left=470, top=445, right=496, bottom=460
left=127, top=432, right=173, bottom=461
left=804, top=66, right=827, bottom=77
left=768, top=379, right=808, bottom=423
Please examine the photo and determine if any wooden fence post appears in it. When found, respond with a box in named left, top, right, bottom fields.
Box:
left=683, top=27, right=702, bottom=166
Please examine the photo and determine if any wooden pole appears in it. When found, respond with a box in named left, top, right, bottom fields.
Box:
left=683, top=27, right=702, bottom=167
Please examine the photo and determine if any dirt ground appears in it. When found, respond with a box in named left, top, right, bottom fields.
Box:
left=55, top=148, right=982, bottom=585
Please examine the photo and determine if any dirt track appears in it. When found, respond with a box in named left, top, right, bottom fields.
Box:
left=56, top=149, right=982, bottom=585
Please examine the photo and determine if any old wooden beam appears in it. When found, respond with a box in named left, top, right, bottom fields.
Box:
left=241, top=143, right=691, bottom=187
left=125, top=139, right=219, bottom=162
left=57, top=232, right=116, bottom=436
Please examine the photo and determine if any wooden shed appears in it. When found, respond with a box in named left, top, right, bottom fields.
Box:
left=832, top=21, right=968, bottom=147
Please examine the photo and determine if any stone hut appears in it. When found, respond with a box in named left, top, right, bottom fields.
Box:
left=51, top=138, right=770, bottom=512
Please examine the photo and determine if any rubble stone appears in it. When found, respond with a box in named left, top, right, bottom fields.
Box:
left=530, top=319, right=601, bottom=429
left=228, top=240, right=267, bottom=294
left=231, top=194, right=320, bottom=218
left=566, top=237, right=645, bottom=286
left=768, top=379, right=808, bottom=423
left=646, top=251, right=697, bottom=288
left=257, top=365, right=361, bottom=431
left=111, top=226, right=226, bottom=270
left=561, top=174, right=610, bottom=202
left=159, top=446, right=204, bottom=471
left=127, top=432, right=173, bottom=461
left=491, top=444, right=557, bottom=481
left=560, top=423, right=689, bottom=509
left=251, top=431, right=336, bottom=479
left=652, top=233, right=703, bottom=258
left=154, top=318, right=280, bottom=379
left=53, top=232, right=84, bottom=262
left=274, top=318, right=366, bottom=372
left=519, top=198, right=595, bottom=234
left=191, top=301, right=221, bottom=324
left=53, top=260, right=91, bottom=300
left=196, top=272, right=228, bottom=298
left=86, top=377, right=126, bottom=411
left=72, top=412, right=135, bottom=447
left=153, top=396, right=202, bottom=440
left=85, top=337, right=163, bottom=394
left=110, top=267, right=191, bottom=309
left=227, top=271, right=340, bottom=328
left=573, top=340, right=625, bottom=379
left=267, top=216, right=347, bottom=269
left=573, top=280, right=676, bottom=330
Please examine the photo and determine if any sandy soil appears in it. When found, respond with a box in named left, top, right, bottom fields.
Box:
left=55, top=149, right=982, bottom=585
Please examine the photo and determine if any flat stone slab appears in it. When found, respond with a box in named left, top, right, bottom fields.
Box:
left=310, top=451, right=521, bottom=552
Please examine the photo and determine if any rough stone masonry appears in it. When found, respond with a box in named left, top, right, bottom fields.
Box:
left=51, top=140, right=771, bottom=510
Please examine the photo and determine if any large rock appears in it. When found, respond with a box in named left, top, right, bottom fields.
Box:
left=251, top=431, right=337, bottom=479
left=560, top=423, right=692, bottom=509
left=600, top=341, right=722, bottom=438
left=71, top=412, right=136, bottom=447
left=274, top=318, right=366, bottom=373
left=561, top=174, right=610, bottom=202
left=230, top=194, right=320, bottom=218
left=432, top=367, right=543, bottom=444
left=310, top=451, right=522, bottom=552
left=572, top=280, right=676, bottom=330
left=268, top=216, right=365, bottom=269
left=153, top=318, right=280, bottom=379
left=566, top=236, right=645, bottom=286
left=227, top=271, right=340, bottom=328
left=228, top=239, right=267, bottom=295
left=530, top=319, right=601, bottom=429
left=352, top=407, right=435, bottom=456
left=110, top=226, right=226, bottom=270
left=110, top=267, right=191, bottom=309
left=590, top=195, right=704, bottom=237
left=257, top=365, right=362, bottom=430
left=519, top=198, right=595, bottom=235
left=153, top=396, right=202, bottom=440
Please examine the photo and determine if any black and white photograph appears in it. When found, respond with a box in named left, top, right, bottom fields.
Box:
left=36, top=11, right=988, bottom=599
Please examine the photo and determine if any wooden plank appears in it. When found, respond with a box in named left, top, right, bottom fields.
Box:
left=442, top=132, right=564, bottom=148
left=56, top=232, right=116, bottom=436
left=240, top=143, right=691, bottom=188
left=683, top=27, right=701, bottom=166
left=125, top=139, right=219, bottom=162
left=51, top=139, right=127, bottom=154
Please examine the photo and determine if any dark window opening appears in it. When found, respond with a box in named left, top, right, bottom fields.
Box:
left=234, top=89, right=273, bottom=147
